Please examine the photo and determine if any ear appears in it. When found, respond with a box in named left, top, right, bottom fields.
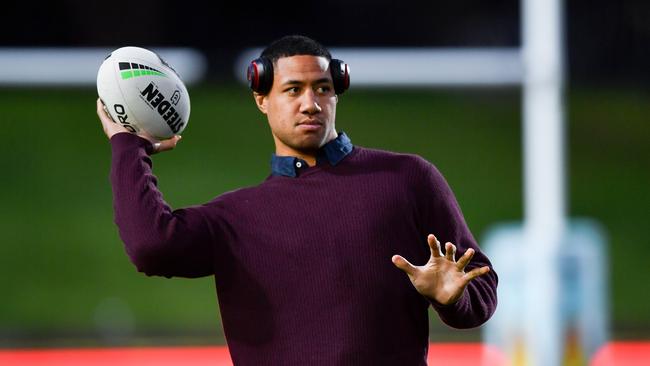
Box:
left=253, top=92, right=268, bottom=114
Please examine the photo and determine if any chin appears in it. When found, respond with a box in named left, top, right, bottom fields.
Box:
left=294, top=140, right=322, bottom=152
left=292, top=135, right=326, bottom=151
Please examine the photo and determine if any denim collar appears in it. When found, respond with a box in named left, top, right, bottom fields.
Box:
left=270, top=132, right=353, bottom=177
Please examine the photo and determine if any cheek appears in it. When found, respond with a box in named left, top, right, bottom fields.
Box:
left=323, top=98, right=337, bottom=117
left=267, top=99, right=294, bottom=126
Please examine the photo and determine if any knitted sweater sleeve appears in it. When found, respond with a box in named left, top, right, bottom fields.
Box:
left=413, top=156, right=498, bottom=329
left=109, top=133, right=216, bottom=278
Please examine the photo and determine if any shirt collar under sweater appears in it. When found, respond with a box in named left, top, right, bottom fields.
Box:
left=270, top=132, right=353, bottom=177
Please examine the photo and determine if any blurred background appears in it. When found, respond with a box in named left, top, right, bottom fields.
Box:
left=0, top=0, right=648, bottom=356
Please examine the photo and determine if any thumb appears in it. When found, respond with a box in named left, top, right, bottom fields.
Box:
left=145, top=135, right=182, bottom=154
left=154, top=135, right=182, bottom=154
left=392, top=255, right=418, bottom=277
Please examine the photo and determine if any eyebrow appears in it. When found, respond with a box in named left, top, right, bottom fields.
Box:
left=282, top=78, right=332, bottom=86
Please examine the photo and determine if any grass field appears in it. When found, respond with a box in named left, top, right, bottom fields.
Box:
left=0, top=84, right=648, bottom=346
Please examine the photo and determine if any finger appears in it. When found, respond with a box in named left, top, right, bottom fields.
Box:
left=97, top=98, right=130, bottom=139
left=427, top=234, right=443, bottom=258
left=391, top=255, right=419, bottom=277
left=463, top=266, right=490, bottom=281
left=96, top=98, right=114, bottom=124
left=444, top=242, right=456, bottom=262
left=456, top=248, right=475, bottom=271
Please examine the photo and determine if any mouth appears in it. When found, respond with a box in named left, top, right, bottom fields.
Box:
left=296, top=119, right=323, bottom=131
left=297, top=118, right=323, bottom=126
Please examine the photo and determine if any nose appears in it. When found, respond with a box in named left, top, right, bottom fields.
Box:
left=299, top=89, right=322, bottom=115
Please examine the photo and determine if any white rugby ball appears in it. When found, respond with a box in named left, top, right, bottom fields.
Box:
left=97, top=46, right=190, bottom=139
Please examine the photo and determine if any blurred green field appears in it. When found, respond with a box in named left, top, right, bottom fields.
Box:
left=0, top=84, right=648, bottom=346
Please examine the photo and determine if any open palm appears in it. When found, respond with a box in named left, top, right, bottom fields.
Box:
left=392, top=234, right=490, bottom=306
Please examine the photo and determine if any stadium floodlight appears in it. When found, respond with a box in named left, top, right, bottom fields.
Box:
left=236, top=47, right=523, bottom=87
left=0, top=48, right=207, bottom=86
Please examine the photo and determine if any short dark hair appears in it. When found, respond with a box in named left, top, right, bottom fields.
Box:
left=260, top=35, right=332, bottom=64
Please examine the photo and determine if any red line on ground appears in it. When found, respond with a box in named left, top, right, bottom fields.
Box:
left=1, top=342, right=647, bottom=365
left=590, top=341, right=650, bottom=366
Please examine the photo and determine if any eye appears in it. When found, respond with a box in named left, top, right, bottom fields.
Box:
left=285, top=86, right=299, bottom=95
left=316, top=86, right=332, bottom=94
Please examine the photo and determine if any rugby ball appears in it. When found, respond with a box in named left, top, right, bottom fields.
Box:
left=97, top=46, right=190, bottom=139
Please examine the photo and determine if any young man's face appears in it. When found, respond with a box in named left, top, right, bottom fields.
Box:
left=254, top=55, right=338, bottom=157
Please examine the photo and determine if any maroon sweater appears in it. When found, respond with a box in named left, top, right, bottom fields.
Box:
left=109, top=132, right=497, bottom=365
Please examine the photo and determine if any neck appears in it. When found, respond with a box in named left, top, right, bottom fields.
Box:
left=274, top=132, right=338, bottom=167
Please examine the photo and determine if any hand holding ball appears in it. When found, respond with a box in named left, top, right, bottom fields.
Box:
left=97, top=47, right=190, bottom=140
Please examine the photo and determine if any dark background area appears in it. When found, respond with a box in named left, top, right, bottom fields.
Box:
left=2, top=0, right=648, bottom=86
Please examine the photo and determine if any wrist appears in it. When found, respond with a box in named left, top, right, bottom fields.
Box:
left=110, top=132, right=155, bottom=154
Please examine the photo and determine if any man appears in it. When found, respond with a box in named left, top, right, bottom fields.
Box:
left=97, top=35, right=497, bottom=365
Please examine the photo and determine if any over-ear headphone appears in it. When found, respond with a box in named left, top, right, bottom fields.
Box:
left=247, top=57, right=350, bottom=95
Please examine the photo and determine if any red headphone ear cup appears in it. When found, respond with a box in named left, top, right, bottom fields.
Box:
left=247, top=61, right=260, bottom=91
left=330, top=59, right=350, bottom=95
left=342, top=63, right=350, bottom=91
left=248, top=57, right=274, bottom=94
